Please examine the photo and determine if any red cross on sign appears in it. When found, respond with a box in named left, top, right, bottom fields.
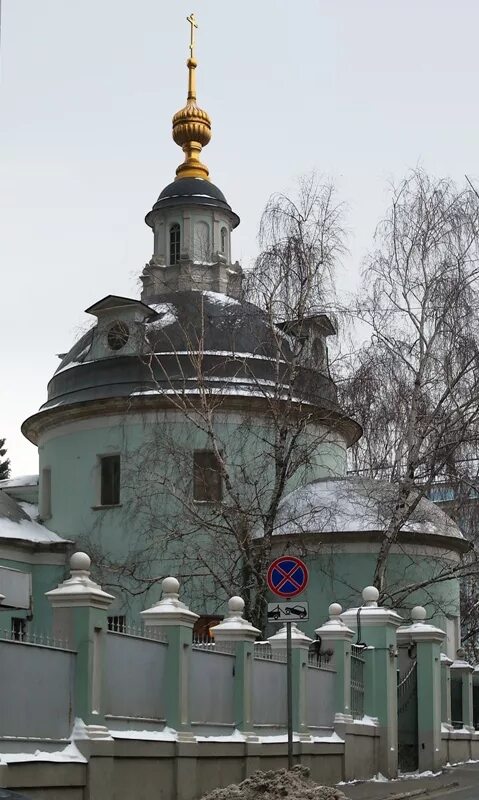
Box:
left=267, top=556, right=309, bottom=599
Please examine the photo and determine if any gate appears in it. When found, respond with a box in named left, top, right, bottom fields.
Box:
left=351, top=645, right=365, bottom=718
left=397, top=658, right=418, bottom=772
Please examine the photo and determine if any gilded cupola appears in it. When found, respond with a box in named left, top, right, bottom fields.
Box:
left=172, top=13, right=212, bottom=181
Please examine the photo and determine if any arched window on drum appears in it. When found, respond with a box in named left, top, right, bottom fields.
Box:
left=220, top=226, right=228, bottom=258
left=169, top=223, right=181, bottom=265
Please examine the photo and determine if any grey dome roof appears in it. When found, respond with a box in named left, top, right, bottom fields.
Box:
left=23, top=291, right=360, bottom=445
left=146, top=178, right=240, bottom=228
left=261, top=477, right=466, bottom=548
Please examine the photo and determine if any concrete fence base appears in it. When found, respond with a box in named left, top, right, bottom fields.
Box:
left=0, top=725, right=380, bottom=800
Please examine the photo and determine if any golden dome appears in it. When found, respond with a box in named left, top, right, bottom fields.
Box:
left=172, top=16, right=211, bottom=181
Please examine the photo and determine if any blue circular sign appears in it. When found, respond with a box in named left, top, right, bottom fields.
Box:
left=267, top=556, right=309, bottom=599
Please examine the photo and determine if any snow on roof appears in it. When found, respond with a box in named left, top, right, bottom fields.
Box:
left=54, top=344, right=92, bottom=374
left=202, top=291, right=240, bottom=306
left=261, top=477, right=465, bottom=541
left=0, top=474, right=38, bottom=489
left=147, top=303, right=177, bottom=329
left=0, top=492, right=68, bottom=545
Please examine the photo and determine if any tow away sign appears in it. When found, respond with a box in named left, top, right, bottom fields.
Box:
left=267, top=601, right=309, bottom=622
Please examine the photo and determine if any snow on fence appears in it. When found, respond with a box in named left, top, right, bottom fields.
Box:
left=104, top=629, right=168, bottom=722
left=0, top=635, right=75, bottom=739
left=189, top=647, right=235, bottom=725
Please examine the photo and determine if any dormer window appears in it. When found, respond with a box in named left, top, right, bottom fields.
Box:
left=220, top=227, right=227, bottom=255
left=107, top=321, right=129, bottom=351
left=169, top=223, right=181, bottom=265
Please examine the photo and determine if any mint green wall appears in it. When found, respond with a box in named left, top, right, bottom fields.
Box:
left=266, top=548, right=460, bottom=638
left=0, top=556, right=66, bottom=633
left=39, top=415, right=346, bottom=541
left=37, top=412, right=460, bottom=634
left=38, top=412, right=347, bottom=619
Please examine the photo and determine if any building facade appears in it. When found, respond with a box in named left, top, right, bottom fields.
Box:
left=0, top=20, right=467, bottom=647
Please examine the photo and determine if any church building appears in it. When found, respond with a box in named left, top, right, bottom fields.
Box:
left=0, top=17, right=467, bottom=652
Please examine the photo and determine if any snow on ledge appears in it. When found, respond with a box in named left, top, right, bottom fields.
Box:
left=0, top=742, right=87, bottom=764
left=109, top=727, right=343, bottom=744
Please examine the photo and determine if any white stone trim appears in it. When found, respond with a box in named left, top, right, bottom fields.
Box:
left=0, top=545, right=67, bottom=566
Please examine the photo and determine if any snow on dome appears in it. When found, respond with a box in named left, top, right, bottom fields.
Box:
left=147, top=303, right=177, bottom=330
left=261, top=477, right=465, bottom=542
left=202, top=291, right=240, bottom=306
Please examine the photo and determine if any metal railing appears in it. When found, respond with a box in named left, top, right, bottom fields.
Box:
left=191, top=636, right=236, bottom=654
left=307, top=646, right=334, bottom=668
left=253, top=642, right=287, bottom=663
left=107, top=623, right=168, bottom=643
left=0, top=628, right=72, bottom=650
left=351, top=644, right=366, bottom=718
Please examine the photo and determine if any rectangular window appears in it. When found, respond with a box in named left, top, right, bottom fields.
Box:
left=11, top=617, right=26, bottom=641
left=108, top=615, right=126, bottom=633
left=40, top=467, right=52, bottom=519
left=193, top=450, right=223, bottom=502
left=100, top=455, right=120, bottom=506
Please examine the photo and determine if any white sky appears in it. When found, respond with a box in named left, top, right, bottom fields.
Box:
left=1, top=0, right=479, bottom=476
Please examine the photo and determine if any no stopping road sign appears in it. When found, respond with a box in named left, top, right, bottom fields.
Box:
left=266, top=556, right=309, bottom=599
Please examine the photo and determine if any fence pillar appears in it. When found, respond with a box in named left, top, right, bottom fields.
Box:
left=141, top=577, right=198, bottom=739
left=341, top=586, right=403, bottom=779
left=268, top=622, right=312, bottom=737
left=396, top=606, right=445, bottom=772
left=441, top=654, right=453, bottom=729
left=450, top=649, right=474, bottom=731
left=315, top=603, right=355, bottom=724
left=210, top=596, right=260, bottom=738
left=45, top=552, right=115, bottom=739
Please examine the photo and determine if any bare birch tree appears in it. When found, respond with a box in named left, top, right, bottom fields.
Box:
left=340, top=169, right=479, bottom=609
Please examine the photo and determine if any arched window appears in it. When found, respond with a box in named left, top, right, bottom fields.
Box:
left=220, top=227, right=227, bottom=255
left=169, top=223, right=180, bottom=265
left=194, top=221, right=210, bottom=261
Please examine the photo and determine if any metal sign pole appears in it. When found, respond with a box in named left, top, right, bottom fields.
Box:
left=286, top=619, right=293, bottom=769
left=266, top=556, right=308, bottom=772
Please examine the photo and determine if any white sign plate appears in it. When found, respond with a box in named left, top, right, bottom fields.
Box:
left=0, top=566, right=31, bottom=609
left=267, top=601, right=309, bottom=622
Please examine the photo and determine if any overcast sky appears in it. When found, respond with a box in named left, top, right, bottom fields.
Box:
left=1, top=0, right=479, bottom=476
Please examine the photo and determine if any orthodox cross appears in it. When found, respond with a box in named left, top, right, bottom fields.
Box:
left=187, top=13, right=198, bottom=59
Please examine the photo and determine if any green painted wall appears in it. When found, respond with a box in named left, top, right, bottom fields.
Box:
left=266, top=547, right=460, bottom=637
left=38, top=412, right=347, bottom=620
left=0, top=556, right=66, bottom=633
left=35, top=411, right=460, bottom=634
